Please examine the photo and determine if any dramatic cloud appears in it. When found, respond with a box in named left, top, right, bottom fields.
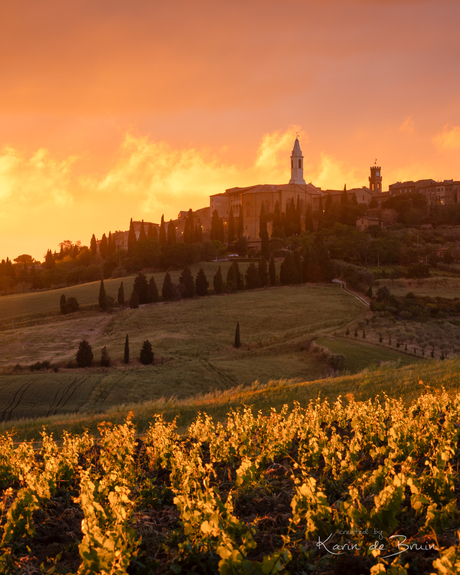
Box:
left=433, top=125, right=460, bottom=151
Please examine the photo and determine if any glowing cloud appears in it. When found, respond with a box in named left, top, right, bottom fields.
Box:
left=399, top=116, right=415, bottom=134
left=433, top=125, right=460, bottom=151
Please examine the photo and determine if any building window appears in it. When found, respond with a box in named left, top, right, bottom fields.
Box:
left=291, top=160, right=293, bottom=169
left=298, top=159, right=301, bottom=169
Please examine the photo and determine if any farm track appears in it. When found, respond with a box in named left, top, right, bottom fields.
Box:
left=0, top=380, right=35, bottom=422
left=46, top=375, right=91, bottom=416
left=200, top=359, right=236, bottom=386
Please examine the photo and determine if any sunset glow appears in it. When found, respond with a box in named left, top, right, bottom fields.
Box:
left=1, top=0, right=460, bottom=260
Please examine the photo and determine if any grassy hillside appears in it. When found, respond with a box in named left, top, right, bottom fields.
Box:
left=0, top=282, right=369, bottom=424
left=0, top=261, right=252, bottom=328
left=375, top=276, right=460, bottom=297
left=3, top=357, right=459, bottom=442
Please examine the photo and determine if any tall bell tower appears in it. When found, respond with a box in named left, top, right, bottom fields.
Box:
left=289, top=137, right=306, bottom=185
left=369, top=163, right=382, bottom=193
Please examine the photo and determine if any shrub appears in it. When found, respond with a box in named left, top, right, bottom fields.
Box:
left=76, top=340, right=93, bottom=367
left=140, top=340, right=154, bottom=365
left=66, top=297, right=79, bottom=313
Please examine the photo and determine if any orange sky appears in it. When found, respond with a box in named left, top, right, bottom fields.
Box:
left=1, top=0, right=460, bottom=261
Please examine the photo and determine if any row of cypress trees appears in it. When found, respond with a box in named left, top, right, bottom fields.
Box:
left=75, top=336, right=154, bottom=367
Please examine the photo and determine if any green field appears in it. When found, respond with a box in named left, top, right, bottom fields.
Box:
left=316, top=335, right=421, bottom=372
left=0, top=282, right=365, bottom=423
left=375, top=276, right=460, bottom=297
left=2, top=356, right=459, bottom=442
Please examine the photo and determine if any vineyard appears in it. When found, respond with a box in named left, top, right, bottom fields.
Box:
left=1, top=389, right=460, bottom=574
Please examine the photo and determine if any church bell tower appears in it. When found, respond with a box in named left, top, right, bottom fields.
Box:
left=369, top=164, right=382, bottom=193
left=289, top=137, right=306, bottom=185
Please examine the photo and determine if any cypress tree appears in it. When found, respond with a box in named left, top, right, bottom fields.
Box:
left=149, top=276, right=159, bottom=302
left=258, top=257, right=269, bottom=287
left=133, top=272, right=149, bottom=304
left=151, top=225, right=159, bottom=241
left=219, top=217, right=225, bottom=243
left=195, top=222, right=203, bottom=243
left=234, top=322, right=240, bottom=348
left=228, top=207, right=235, bottom=244
left=100, top=233, right=108, bottom=259
left=167, top=219, right=176, bottom=245
left=124, top=334, right=129, bottom=364
left=140, top=340, right=154, bottom=365
left=147, top=223, right=154, bottom=238
left=162, top=272, right=175, bottom=301
left=305, top=205, right=314, bottom=233
left=245, top=262, right=260, bottom=289
left=90, top=234, right=97, bottom=256
left=195, top=268, right=209, bottom=296
left=128, top=218, right=137, bottom=252
left=99, top=279, right=108, bottom=310
left=226, top=263, right=237, bottom=292
left=129, top=289, right=139, bottom=309
left=118, top=281, right=125, bottom=306
left=179, top=267, right=195, bottom=298
left=139, top=220, right=146, bottom=241
left=159, top=215, right=166, bottom=246
left=213, top=266, right=224, bottom=294
left=108, top=232, right=116, bottom=256
left=60, top=294, right=68, bottom=314
left=234, top=261, right=244, bottom=290
left=259, top=204, right=267, bottom=237
left=269, top=254, right=276, bottom=286
left=260, top=230, right=270, bottom=260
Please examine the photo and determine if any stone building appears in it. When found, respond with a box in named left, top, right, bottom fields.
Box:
left=210, top=138, right=323, bottom=238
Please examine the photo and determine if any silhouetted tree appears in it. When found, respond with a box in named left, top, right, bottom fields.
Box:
left=149, top=276, right=159, bottom=302
left=140, top=340, right=154, bottom=365
left=99, top=279, right=108, bottom=310
left=213, top=266, right=224, bottom=294
left=90, top=234, right=97, bottom=256
left=245, top=262, right=260, bottom=290
left=128, top=218, right=137, bottom=252
left=167, top=219, right=176, bottom=246
left=195, top=268, right=209, bottom=296
left=260, top=230, right=270, bottom=260
left=179, top=267, right=195, bottom=298
left=124, top=334, right=129, bottom=364
left=60, top=294, right=68, bottom=314
left=162, top=272, right=175, bottom=301
left=99, top=233, right=108, bottom=259
left=133, top=272, right=149, bottom=304
left=280, top=252, right=296, bottom=285
left=139, top=220, right=146, bottom=241
left=129, top=289, right=139, bottom=309
left=100, top=346, right=110, bottom=367
left=234, top=322, right=241, bottom=348
left=118, top=281, right=125, bottom=306
left=258, top=257, right=269, bottom=287
left=159, top=215, right=166, bottom=246
left=76, top=340, right=93, bottom=367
